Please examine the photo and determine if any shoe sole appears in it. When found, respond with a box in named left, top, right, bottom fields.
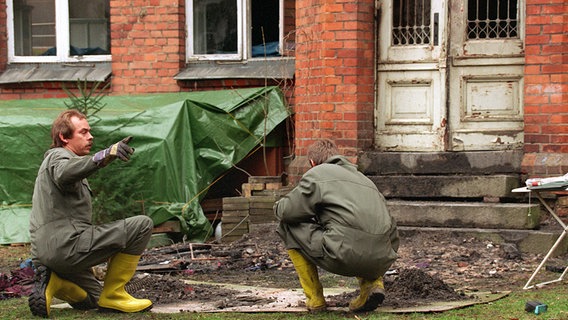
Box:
left=98, top=304, right=153, bottom=313
left=28, top=266, right=50, bottom=318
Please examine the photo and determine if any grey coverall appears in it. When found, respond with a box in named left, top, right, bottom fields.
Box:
left=275, top=155, right=399, bottom=280
left=29, top=147, right=153, bottom=301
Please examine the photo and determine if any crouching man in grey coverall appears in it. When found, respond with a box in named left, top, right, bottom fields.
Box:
left=28, top=109, right=154, bottom=318
left=274, top=139, right=399, bottom=312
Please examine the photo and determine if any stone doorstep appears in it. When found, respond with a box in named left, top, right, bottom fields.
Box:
left=388, top=200, right=541, bottom=230
left=358, top=150, right=524, bottom=175
left=398, top=226, right=568, bottom=256
left=370, top=174, right=522, bottom=199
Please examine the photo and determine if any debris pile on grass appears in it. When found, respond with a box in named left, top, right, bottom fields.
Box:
left=383, top=268, right=469, bottom=308
left=0, top=264, right=34, bottom=300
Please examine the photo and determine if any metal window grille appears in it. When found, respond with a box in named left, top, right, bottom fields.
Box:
left=467, top=0, right=519, bottom=39
left=392, top=0, right=431, bottom=46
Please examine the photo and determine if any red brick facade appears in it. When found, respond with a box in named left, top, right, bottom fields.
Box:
left=0, top=0, right=566, bottom=178
left=293, top=0, right=375, bottom=162
left=521, top=0, right=568, bottom=176
left=110, top=1, right=184, bottom=93
left=0, top=1, right=5, bottom=68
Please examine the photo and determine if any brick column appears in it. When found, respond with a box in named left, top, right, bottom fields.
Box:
left=110, top=0, right=184, bottom=94
left=0, top=0, right=6, bottom=72
left=522, top=0, right=568, bottom=177
left=290, top=0, right=376, bottom=181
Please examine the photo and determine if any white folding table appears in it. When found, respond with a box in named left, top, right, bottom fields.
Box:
left=512, top=186, right=568, bottom=289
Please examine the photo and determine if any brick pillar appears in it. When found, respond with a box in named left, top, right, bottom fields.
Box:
left=0, top=0, right=7, bottom=72
left=290, top=0, right=376, bottom=182
left=110, top=0, right=184, bottom=94
left=522, top=0, right=568, bottom=178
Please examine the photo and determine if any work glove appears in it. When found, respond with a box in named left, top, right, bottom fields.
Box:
left=92, top=136, right=134, bottom=167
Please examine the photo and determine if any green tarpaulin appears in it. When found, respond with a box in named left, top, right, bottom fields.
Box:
left=0, top=86, right=289, bottom=244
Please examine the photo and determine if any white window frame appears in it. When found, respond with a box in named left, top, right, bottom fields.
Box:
left=6, top=0, right=111, bottom=63
left=185, top=0, right=284, bottom=62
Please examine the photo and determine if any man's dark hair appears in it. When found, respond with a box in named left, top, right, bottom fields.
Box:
left=307, top=139, right=339, bottom=165
left=51, top=109, right=87, bottom=148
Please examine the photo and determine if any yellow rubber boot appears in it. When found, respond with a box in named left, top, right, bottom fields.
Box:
left=98, top=253, right=153, bottom=313
left=28, top=266, right=89, bottom=318
left=349, top=276, right=385, bottom=312
left=287, top=249, right=326, bottom=312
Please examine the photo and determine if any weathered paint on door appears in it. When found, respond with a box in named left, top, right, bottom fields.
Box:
left=447, top=0, right=524, bottom=151
left=375, top=0, right=524, bottom=152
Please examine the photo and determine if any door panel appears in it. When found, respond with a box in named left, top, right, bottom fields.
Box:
left=377, top=68, right=445, bottom=151
left=448, top=0, right=524, bottom=151
left=375, top=0, right=524, bottom=152
left=376, top=0, right=447, bottom=151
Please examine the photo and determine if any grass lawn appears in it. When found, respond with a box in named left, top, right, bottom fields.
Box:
left=2, top=283, right=567, bottom=320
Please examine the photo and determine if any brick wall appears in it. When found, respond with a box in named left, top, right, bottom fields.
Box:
left=290, top=0, right=375, bottom=179
left=0, top=0, right=186, bottom=99
left=0, top=82, right=73, bottom=100
left=110, top=0, right=184, bottom=94
left=521, top=0, right=568, bottom=177
left=0, top=1, right=295, bottom=100
left=0, top=0, right=6, bottom=69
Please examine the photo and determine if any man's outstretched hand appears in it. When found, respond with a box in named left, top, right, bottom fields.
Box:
left=92, top=136, right=135, bottom=167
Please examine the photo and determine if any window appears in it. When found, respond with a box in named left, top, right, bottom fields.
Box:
left=392, top=0, right=431, bottom=46
left=186, top=0, right=283, bottom=61
left=7, top=0, right=110, bottom=62
left=467, top=0, right=519, bottom=39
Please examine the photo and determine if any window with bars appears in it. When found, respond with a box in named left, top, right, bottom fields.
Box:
left=467, top=0, right=519, bottom=39
left=392, top=0, right=431, bottom=46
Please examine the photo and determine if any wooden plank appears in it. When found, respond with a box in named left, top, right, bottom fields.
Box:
left=223, top=197, right=250, bottom=204
left=222, top=215, right=250, bottom=223
left=265, top=182, right=283, bottom=190
left=222, top=209, right=249, bottom=217
left=223, top=197, right=250, bottom=210
left=248, top=176, right=282, bottom=184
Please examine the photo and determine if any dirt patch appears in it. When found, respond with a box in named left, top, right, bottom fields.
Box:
left=127, top=274, right=278, bottom=308
left=123, top=222, right=549, bottom=310
left=383, top=268, right=469, bottom=308
left=2, top=222, right=565, bottom=311
left=126, top=268, right=468, bottom=310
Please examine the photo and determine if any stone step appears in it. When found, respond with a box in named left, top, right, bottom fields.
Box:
left=359, top=150, right=523, bottom=175
left=398, top=226, right=568, bottom=256
left=388, top=200, right=540, bottom=229
left=371, top=174, right=522, bottom=199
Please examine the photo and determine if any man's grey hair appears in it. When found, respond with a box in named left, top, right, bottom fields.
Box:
left=307, top=139, right=339, bottom=165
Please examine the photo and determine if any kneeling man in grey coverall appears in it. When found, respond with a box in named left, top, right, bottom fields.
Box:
left=275, top=139, right=399, bottom=312
left=28, top=109, right=154, bottom=318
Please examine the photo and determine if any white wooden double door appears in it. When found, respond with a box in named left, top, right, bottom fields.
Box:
left=376, top=0, right=525, bottom=152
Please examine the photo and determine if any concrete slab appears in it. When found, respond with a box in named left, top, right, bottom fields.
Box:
left=359, top=150, right=523, bottom=175
left=388, top=200, right=541, bottom=229
left=371, top=174, right=522, bottom=198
